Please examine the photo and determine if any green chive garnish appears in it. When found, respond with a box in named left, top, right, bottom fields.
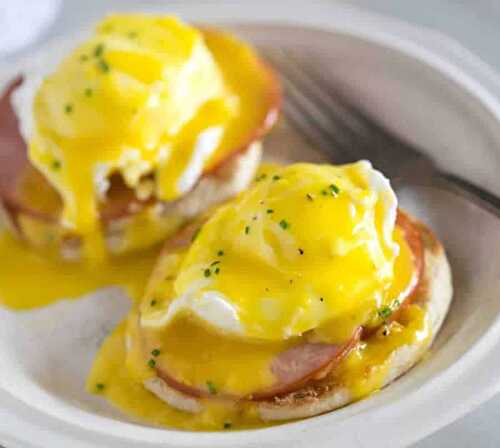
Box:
left=191, top=227, right=201, bottom=242
left=378, top=306, right=392, bottom=320
left=279, top=219, right=289, bottom=230
left=206, top=381, right=217, bottom=395
left=150, top=299, right=157, bottom=307
left=94, top=43, right=104, bottom=57
left=64, top=103, right=73, bottom=114
left=148, top=359, right=156, bottom=369
left=245, top=225, right=250, bottom=234
left=329, top=184, right=340, bottom=195
left=151, top=349, right=160, bottom=357
left=97, top=59, right=110, bottom=73
left=217, top=250, right=224, bottom=256
left=204, top=268, right=211, bottom=278
left=266, top=209, right=274, bottom=214
left=84, top=88, right=93, bottom=97
left=96, top=383, right=105, bottom=392
left=223, top=422, right=232, bottom=429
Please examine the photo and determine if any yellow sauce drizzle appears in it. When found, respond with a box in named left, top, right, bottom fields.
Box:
left=332, top=304, right=431, bottom=400
left=0, top=230, right=158, bottom=309
left=86, top=321, right=271, bottom=431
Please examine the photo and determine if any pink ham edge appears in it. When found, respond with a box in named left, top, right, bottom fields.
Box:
left=155, top=327, right=362, bottom=401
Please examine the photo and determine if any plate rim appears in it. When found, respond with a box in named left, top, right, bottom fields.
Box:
left=2, top=4, right=500, bottom=448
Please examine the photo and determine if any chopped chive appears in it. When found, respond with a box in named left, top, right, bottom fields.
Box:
left=298, top=248, right=304, bottom=255
left=217, top=250, right=224, bottom=257
left=306, top=193, right=314, bottom=201
left=252, top=215, right=258, bottom=221
left=51, top=160, right=61, bottom=170
left=94, top=43, right=104, bottom=57
left=210, top=260, right=221, bottom=266
left=150, top=299, right=157, bottom=307
left=148, top=359, right=156, bottom=368
left=255, top=173, right=267, bottom=182
left=319, top=297, right=324, bottom=302
left=97, top=58, right=110, bottom=73
left=245, top=225, right=250, bottom=235
left=96, top=383, right=105, bottom=392
left=321, top=189, right=328, bottom=196
left=272, top=174, right=281, bottom=181
left=266, top=209, right=274, bottom=214
left=151, top=349, right=160, bottom=357
left=378, top=306, right=392, bottom=320
left=215, top=267, right=220, bottom=275
left=279, top=219, right=289, bottom=230
left=204, top=268, right=211, bottom=278
left=329, top=183, right=340, bottom=195
left=206, top=381, right=217, bottom=395
left=191, top=227, right=201, bottom=242
left=223, top=422, right=232, bottom=429
left=64, top=103, right=73, bottom=114
left=84, top=87, right=93, bottom=97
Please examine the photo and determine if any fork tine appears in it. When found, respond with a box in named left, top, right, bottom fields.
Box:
left=284, top=50, right=395, bottom=143
left=271, top=49, right=371, bottom=138
left=263, top=49, right=366, bottom=163
left=262, top=47, right=429, bottom=176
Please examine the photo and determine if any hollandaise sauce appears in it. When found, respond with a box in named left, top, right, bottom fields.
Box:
left=86, top=306, right=430, bottom=430
left=87, top=162, right=432, bottom=430
left=20, top=14, right=276, bottom=261
left=0, top=230, right=157, bottom=309
left=86, top=321, right=270, bottom=431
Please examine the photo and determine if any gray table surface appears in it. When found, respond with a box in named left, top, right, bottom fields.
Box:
left=3, top=1, right=500, bottom=446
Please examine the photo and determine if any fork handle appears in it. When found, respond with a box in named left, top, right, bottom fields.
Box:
left=435, top=172, right=500, bottom=213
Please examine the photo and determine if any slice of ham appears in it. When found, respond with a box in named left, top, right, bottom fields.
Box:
left=249, top=326, right=362, bottom=400
left=154, top=327, right=362, bottom=402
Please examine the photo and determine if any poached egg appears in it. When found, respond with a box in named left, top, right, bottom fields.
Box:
left=8, top=14, right=278, bottom=261
left=140, top=161, right=403, bottom=343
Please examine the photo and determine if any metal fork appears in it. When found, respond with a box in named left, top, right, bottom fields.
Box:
left=263, top=48, right=500, bottom=213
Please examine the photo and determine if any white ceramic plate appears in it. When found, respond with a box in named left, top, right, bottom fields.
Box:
left=2, top=3, right=500, bottom=448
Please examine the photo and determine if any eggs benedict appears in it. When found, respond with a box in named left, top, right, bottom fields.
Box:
left=88, top=161, right=452, bottom=429
left=0, top=15, right=280, bottom=261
